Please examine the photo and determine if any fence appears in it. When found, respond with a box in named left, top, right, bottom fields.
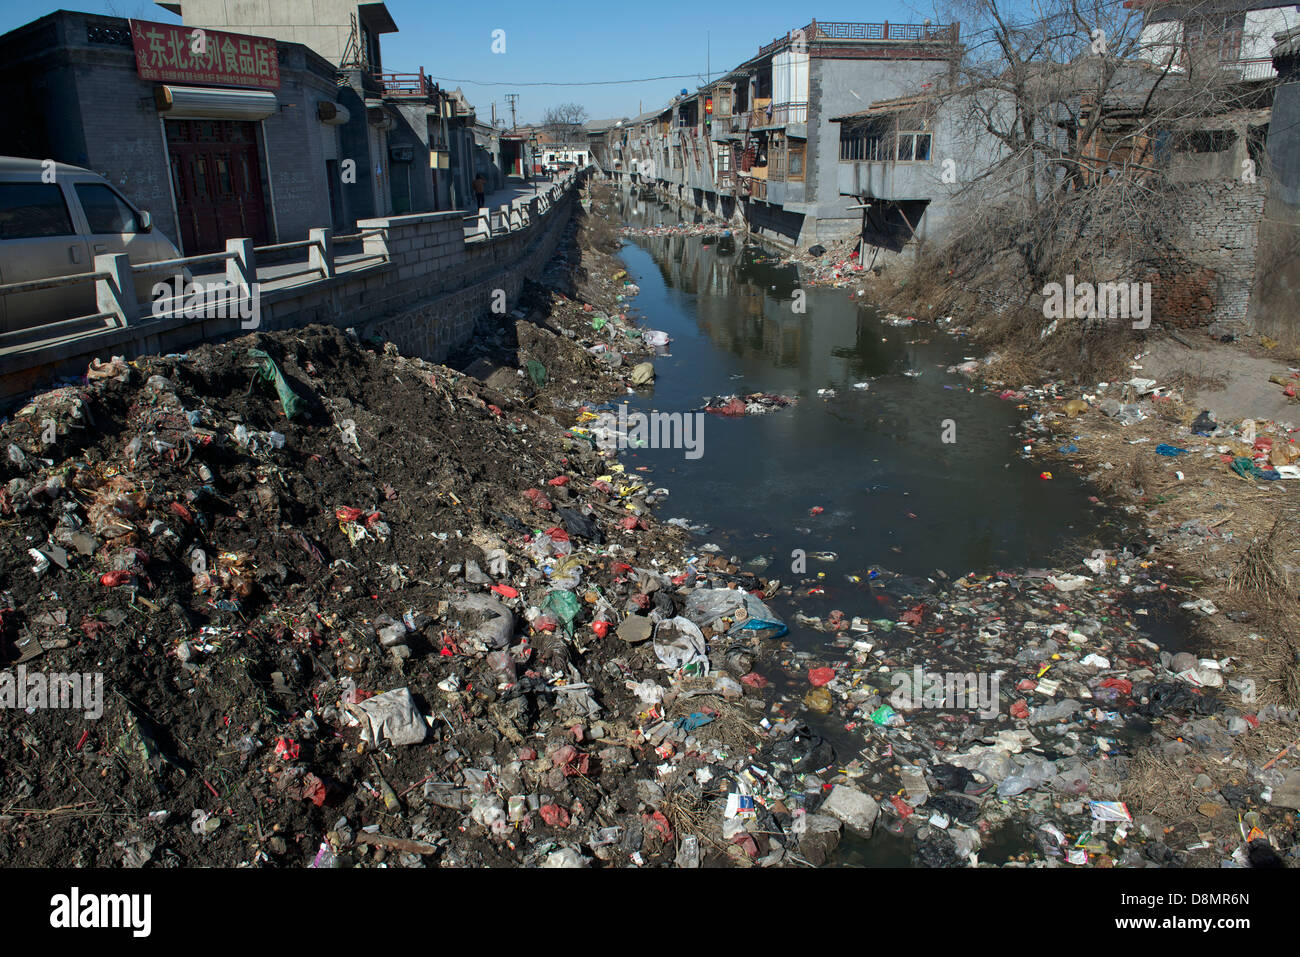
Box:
left=0, top=171, right=582, bottom=350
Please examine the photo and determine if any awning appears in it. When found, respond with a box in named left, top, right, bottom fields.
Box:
left=154, top=85, right=278, bottom=121
left=316, top=101, right=352, bottom=125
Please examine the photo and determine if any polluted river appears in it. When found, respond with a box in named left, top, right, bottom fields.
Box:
left=608, top=190, right=1208, bottom=866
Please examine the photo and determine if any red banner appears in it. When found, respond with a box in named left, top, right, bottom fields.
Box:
left=130, top=19, right=280, bottom=90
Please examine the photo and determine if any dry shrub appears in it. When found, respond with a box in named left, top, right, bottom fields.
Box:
left=1228, top=518, right=1289, bottom=600
left=1123, top=750, right=1201, bottom=821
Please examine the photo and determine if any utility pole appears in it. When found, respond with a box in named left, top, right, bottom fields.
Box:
left=505, top=93, right=519, bottom=131
left=491, top=102, right=496, bottom=128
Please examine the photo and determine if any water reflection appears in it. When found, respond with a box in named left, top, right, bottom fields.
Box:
left=612, top=186, right=1103, bottom=580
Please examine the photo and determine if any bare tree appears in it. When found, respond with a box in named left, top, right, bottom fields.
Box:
left=896, top=0, right=1272, bottom=357
left=541, top=103, right=590, bottom=147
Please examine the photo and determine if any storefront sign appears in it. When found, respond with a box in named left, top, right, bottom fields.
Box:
left=130, top=19, right=280, bottom=90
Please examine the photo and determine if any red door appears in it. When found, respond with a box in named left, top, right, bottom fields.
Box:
left=166, top=119, right=270, bottom=254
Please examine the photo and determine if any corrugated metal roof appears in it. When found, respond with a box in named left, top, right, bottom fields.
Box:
left=830, top=93, right=935, bottom=123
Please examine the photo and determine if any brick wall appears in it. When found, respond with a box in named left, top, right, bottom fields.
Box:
left=1156, top=179, right=1265, bottom=331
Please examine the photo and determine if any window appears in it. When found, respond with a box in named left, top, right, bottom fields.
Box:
left=895, top=132, right=932, bottom=162
left=771, top=133, right=787, bottom=179
left=74, top=183, right=141, bottom=233
left=0, top=183, right=76, bottom=238
left=716, top=93, right=732, bottom=117
left=840, top=127, right=864, bottom=161
left=788, top=142, right=805, bottom=180
left=715, top=144, right=732, bottom=171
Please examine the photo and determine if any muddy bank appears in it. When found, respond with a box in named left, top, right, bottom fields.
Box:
left=0, top=183, right=808, bottom=869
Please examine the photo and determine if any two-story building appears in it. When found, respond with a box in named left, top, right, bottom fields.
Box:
left=614, top=19, right=960, bottom=249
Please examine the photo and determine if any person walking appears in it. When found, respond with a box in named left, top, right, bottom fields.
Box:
left=472, top=172, right=487, bottom=210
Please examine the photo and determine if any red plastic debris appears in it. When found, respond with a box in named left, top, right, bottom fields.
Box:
left=275, top=738, right=300, bottom=761
left=335, top=506, right=365, bottom=523
left=169, top=501, right=195, bottom=524
left=890, top=794, right=914, bottom=818
left=99, top=570, right=134, bottom=587
left=547, top=476, right=571, bottom=487
left=642, top=810, right=674, bottom=842
left=900, top=605, right=925, bottom=627
left=1099, top=677, right=1133, bottom=695
left=808, top=667, right=836, bottom=687
left=1010, top=699, right=1030, bottom=719
left=522, top=488, right=553, bottom=510
left=539, top=803, right=570, bottom=827
left=809, top=506, right=824, bottom=516
left=730, top=833, right=759, bottom=857
left=705, top=397, right=747, bottom=417
left=551, top=745, right=590, bottom=777
left=545, top=526, right=570, bottom=543
left=741, top=672, right=768, bottom=689
left=491, top=584, right=519, bottom=599
left=591, top=621, right=610, bottom=639
left=299, top=773, right=329, bottom=807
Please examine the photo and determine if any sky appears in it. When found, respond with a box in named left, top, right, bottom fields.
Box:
left=0, top=0, right=950, bottom=123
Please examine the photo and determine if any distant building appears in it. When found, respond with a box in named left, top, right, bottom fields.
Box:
left=612, top=19, right=960, bottom=249
left=1128, top=0, right=1300, bottom=80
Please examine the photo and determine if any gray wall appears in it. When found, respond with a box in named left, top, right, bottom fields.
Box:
left=1251, top=66, right=1300, bottom=343
left=803, top=56, right=951, bottom=244
left=0, top=11, right=341, bottom=247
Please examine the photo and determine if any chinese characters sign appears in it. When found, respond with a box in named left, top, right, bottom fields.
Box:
left=130, top=19, right=280, bottom=90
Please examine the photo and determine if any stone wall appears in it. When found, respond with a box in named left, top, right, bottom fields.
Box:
left=0, top=177, right=583, bottom=406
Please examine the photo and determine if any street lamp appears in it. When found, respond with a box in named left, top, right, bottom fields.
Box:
left=529, top=134, right=539, bottom=194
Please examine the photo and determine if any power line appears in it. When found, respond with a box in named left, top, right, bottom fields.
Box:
left=427, top=72, right=705, bottom=87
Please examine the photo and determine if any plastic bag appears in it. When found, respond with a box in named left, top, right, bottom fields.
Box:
left=652, top=617, right=709, bottom=675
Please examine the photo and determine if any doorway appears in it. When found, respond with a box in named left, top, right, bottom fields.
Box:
left=165, top=118, right=271, bottom=254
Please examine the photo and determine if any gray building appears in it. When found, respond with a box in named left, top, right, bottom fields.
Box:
left=0, top=10, right=344, bottom=254
left=603, top=19, right=959, bottom=249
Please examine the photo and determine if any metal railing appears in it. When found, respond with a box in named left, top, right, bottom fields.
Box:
left=770, top=101, right=808, bottom=125
left=1228, top=57, right=1276, bottom=80
left=757, top=19, right=959, bottom=56
left=2, top=170, right=589, bottom=347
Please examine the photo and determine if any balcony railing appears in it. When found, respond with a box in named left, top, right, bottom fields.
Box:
left=375, top=68, right=434, bottom=98
left=770, top=101, right=808, bottom=125
left=757, top=19, right=959, bottom=56
left=1228, top=57, right=1276, bottom=80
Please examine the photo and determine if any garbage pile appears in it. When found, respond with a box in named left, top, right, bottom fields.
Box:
left=783, top=238, right=869, bottom=288
left=765, top=559, right=1300, bottom=867
left=620, top=224, right=721, bottom=239
left=702, top=394, right=798, bottom=417
left=0, top=323, right=895, bottom=868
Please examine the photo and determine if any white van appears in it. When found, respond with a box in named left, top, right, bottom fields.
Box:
left=0, top=157, right=184, bottom=336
